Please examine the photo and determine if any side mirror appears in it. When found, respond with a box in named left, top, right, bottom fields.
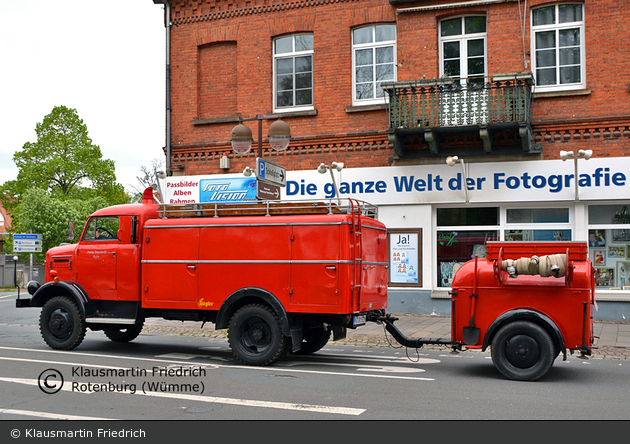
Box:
left=68, top=222, right=75, bottom=241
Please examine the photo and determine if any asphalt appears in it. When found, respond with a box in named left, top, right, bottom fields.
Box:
left=3, top=290, right=627, bottom=359
left=142, top=313, right=630, bottom=360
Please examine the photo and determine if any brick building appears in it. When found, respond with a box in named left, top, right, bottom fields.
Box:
left=153, top=0, right=630, bottom=319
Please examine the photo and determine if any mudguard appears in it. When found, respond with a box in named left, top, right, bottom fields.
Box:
left=216, top=287, right=291, bottom=337
left=28, top=281, right=92, bottom=319
left=482, top=308, right=567, bottom=359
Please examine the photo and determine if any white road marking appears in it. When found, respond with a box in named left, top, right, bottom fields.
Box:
left=0, top=408, right=114, bottom=421
left=0, top=346, right=435, bottom=381
left=0, top=378, right=365, bottom=416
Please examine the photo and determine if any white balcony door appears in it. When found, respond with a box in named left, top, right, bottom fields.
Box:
left=439, top=16, right=487, bottom=126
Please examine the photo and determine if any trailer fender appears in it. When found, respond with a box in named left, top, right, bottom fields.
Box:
left=216, top=287, right=291, bottom=338
left=28, top=281, right=92, bottom=320
left=482, top=309, right=567, bottom=360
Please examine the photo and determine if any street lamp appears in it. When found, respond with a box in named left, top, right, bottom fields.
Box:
left=13, top=255, right=19, bottom=290
left=446, top=156, right=469, bottom=203
left=230, top=114, right=291, bottom=158
left=317, top=161, right=344, bottom=204
left=560, top=149, right=593, bottom=201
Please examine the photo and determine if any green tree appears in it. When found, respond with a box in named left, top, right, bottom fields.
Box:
left=9, top=189, right=107, bottom=262
left=0, top=105, right=129, bottom=214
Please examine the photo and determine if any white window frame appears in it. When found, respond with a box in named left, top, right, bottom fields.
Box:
left=438, top=15, right=487, bottom=84
left=531, top=3, right=586, bottom=93
left=273, top=33, right=314, bottom=113
left=434, top=204, right=573, bottom=288
left=352, top=24, right=397, bottom=106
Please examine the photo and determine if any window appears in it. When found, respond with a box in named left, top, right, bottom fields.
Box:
left=531, top=3, right=585, bottom=91
left=439, top=16, right=487, bottom=85
left=352, top=24, right=396, bottom=105
left=504, top=207, right=572, bottom=241
left=273, top=34, right=314, bottom=112
left=436, top=206, right=573, bottom=287
left=588, top=205, right=630, bottom=289
left=436, top=207, right=499, bottom=287
left=83, top=217, right=120, bottom=241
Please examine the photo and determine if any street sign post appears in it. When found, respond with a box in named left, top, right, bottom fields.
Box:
left=257, top=182, right=281, bottom=200
left=13, top=234, right=43, bottom=253
left=256, top=157, right=286, bottom=187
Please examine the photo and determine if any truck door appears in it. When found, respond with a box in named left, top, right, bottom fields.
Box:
left=75, top=216, right=120, bottom=297
left=290, top=224, right=340, bottom=306
left=143, top=226, right=200, bottom=304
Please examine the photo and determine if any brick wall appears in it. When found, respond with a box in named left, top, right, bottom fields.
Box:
left=165, top=0, right=630, bottom=175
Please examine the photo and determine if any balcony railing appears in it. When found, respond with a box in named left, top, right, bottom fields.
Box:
left=382, top=74, right=533, bottom=129
left=381, top=73, right=537, bottom=156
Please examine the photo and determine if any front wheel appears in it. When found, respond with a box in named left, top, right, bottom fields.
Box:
left=228, top=304, right=288, bottom=366
left=491, top=320, right=555, bottom=381
left=103, top=322, right=144, bottom=343
left=40, top=296, right=86, bottom=350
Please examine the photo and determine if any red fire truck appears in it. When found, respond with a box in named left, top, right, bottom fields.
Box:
left=19, top=188, right=389, bottom=366
left=18, top=188, right=595, bottom=380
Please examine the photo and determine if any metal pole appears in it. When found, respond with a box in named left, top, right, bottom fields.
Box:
left=257, top=115, right=263, bottom=158
left=574, top=155, right=579, bottom=201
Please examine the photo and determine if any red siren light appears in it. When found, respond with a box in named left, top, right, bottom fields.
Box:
left=142, top=187, right=155, bottom=204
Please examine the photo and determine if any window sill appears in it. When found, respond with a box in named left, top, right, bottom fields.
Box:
left=345, top=103, right=388, bottom=113
left=272, top=109, right=318, bottom=118
left=193, top=116, right=241, bottom=126
left=532, top=88, right=592, bottom=99
left=193, top=109, right=317, bottom=126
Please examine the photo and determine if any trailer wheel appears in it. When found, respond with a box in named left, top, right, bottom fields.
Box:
left=491, top=321, right=555, bottom=381
left=40, top=296, right=86, bottom=350
left=292, top=327, right=332, bottom=355
left=228, top=304, right=288, bottom=366
left=103, top=323, right=144, bottom=343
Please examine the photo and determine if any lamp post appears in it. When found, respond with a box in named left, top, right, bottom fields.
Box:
left=560, top=149, right=593, bottom=201
left=230, top=114, right=291, bottom=158
left=13, top=255, right=18, bottom=290
left=446, top=156, right=469, bottom=203
left=317, top=161, right=344, bottom=204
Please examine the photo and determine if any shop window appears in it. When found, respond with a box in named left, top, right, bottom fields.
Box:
left=588, top=205, right=630, bottom=289
left=436, top=207, right=499, bottom=287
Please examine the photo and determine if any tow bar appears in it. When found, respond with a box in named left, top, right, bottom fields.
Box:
left=368, top=311, right=458, bottom=350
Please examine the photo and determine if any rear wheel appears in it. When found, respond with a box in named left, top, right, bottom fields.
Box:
left=491, top=320, right=555, bottom=381
left=291, top=327, right=331, bottom=355
left=103, top=322, right=144, bottom=343
left=40, top=296, right=86, bottom=350
left=228, top=304, right=288, bottom=366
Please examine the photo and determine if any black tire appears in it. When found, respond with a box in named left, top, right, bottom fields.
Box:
left=228, top=304, right=288, bottom=366
left=103, top=322, right=144, bottom=343
left=291, top=327, right=332, bottom=355
left=491, top=320, right=555, bottom=381
left=39, top=296, right=86, bottom=350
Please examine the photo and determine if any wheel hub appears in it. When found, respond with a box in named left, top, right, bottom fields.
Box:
left=505, top=334, right=540, bottom=369
left=49, top=309, right=72, bottom=339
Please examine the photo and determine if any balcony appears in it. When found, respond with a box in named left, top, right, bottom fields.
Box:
left=381, top=73, right=540, bottom=159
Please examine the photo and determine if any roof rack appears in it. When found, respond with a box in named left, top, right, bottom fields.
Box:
left=157, top=199, right=379, bottom=219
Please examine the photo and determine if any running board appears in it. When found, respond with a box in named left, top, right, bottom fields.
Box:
left=85, top=318, right=138, bottom=325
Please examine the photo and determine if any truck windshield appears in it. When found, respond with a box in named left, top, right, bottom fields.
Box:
left=83, top=216, right=120, bottom=241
